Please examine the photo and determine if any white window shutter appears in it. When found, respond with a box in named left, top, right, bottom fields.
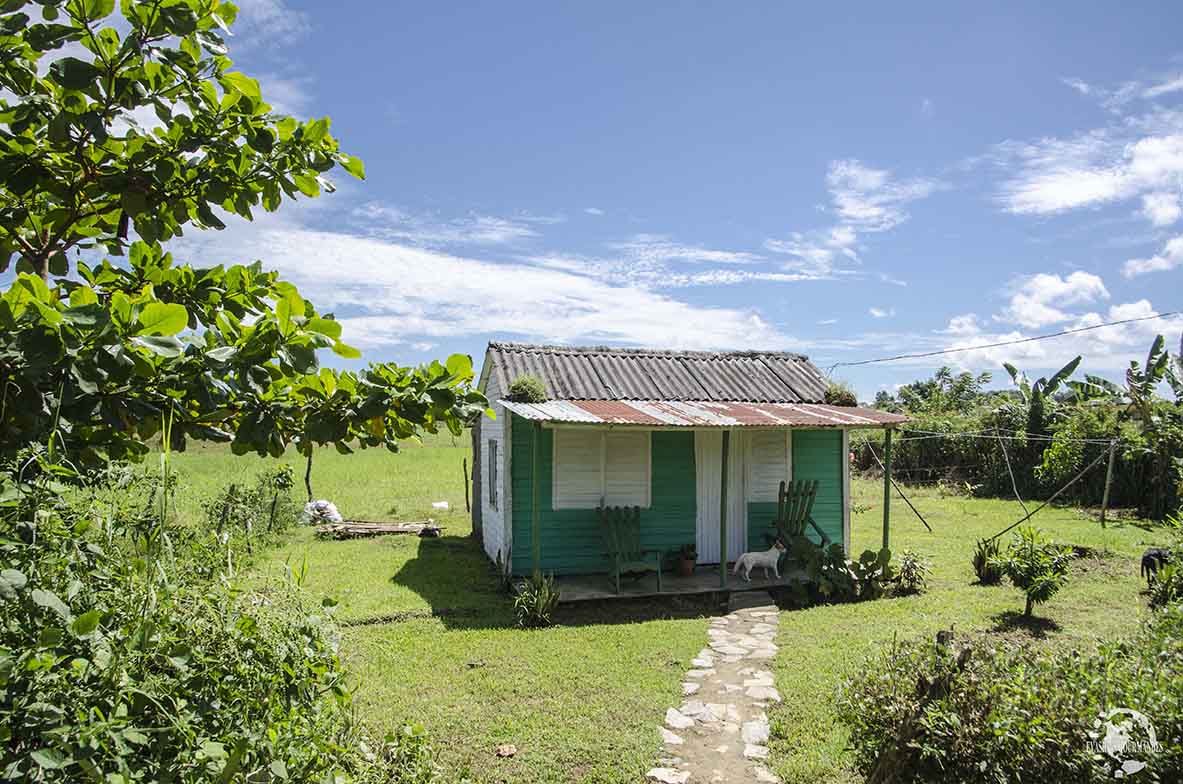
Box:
left=746, top=430, right=790, bottom=502
left=552, top=429, right=604, bottom=509
left=605, top=431, right=650, bottom=507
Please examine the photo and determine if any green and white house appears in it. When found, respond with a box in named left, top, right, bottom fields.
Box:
left=470, top=343, right=906, bottom=592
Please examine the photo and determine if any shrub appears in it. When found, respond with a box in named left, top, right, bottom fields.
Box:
left=506, top=374, right=548, bottom=403
left=1150, top=563, right=1183, bottom=608
left=513, top=573, right=561, bottom=627
left=894, top=549, right=931, bottom=594
left=0, top=454, right=434, bottom=784
left=972, top=537, right=1003, bottom=585
left=838, top=611, right=1183, bottom=782
left=791, top=538, right=893, bottom=602
left=824, top=382, right=858, bottom=407
left=995, top=526, right=1073, bottom=618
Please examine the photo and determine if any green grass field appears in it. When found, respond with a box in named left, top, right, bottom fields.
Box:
left=167, top=436, right=1162, bottom=784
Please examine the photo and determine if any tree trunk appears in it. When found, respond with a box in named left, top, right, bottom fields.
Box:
left=1024, top=595, right=1034, bottom=618
left=304, top=450, right=313, bottom=502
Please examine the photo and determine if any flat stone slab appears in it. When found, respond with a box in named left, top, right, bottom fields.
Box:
left=686, top=668, right=715, bottom=679
left=646, top=768, right=690, bottom=784
left=665, top=708, right=695, bottom=730
left=745, top=686, right=781, bottom=702
left=691, top=656, right=714, bottom=668
left=754, top=765, right=781, bottom=782
left=743, top=744, right=770, bottom=759
left=661, top=728, right=685, bottom=746
left=742, top=716, right=770, bottom=745
left=682, top=682, right=700, bottom=696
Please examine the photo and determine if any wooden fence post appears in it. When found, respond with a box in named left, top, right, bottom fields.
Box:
left=1100, top=438, right=1117, bottom=528
left=881, top=428, right=893, bottom=551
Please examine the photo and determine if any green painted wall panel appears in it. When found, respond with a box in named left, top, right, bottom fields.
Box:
left=509, top=416, right=698, bottom=576
left=791, top=430, right=844, bottom=546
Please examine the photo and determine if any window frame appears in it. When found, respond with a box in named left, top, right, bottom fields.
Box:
left=552, top=427, right=652, bottom=510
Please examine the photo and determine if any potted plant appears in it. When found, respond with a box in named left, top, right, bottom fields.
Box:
left=675, top=543, right=697, bottom=577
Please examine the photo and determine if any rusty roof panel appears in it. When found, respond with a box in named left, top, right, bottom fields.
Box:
left=500, top=399, right=908, bottom=429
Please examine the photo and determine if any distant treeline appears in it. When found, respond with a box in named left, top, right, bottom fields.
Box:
left=848, top=348, right=1183, bottom=520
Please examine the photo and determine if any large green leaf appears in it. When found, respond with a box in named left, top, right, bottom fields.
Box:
left=48, top=57, right=100, bottom=89
left=137, top=302, right=189, bottom=336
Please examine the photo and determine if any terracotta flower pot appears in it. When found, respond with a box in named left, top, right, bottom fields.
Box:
left=677, top=558, right=696, bottom=578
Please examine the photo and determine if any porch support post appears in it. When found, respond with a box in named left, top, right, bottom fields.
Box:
left=532, top=421, right=542, bottom=580
left=719, top=429, right=730, bottom=589
left=881, top=427, right=893, bottom=551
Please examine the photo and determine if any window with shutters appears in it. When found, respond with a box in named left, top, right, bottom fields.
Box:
left=746, top=430, right=791, bottom=502
left=488, top=440, right=498, bottom=508
left=553, top=428, right=651, bottom=509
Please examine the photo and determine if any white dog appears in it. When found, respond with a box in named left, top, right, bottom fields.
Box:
left=732, top=540, right=786, bottom=581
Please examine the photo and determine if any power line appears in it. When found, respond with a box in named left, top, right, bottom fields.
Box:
left=824, top=310, right=1182, bottom=373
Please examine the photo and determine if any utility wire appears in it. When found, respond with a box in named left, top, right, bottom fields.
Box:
left=823, top=310, right=1181, bottom=373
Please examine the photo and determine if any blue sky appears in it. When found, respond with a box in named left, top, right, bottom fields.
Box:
left=172, top=1, right=1183, bottom=398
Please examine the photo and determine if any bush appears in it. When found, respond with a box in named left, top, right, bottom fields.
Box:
left=506, top=374, right=547, bottom=403
left=790, top=538, right=893, bottom=603
left=824, top=382, right=858, bottom=407
left=513, top=573, right=560, bottom=627
left=0, top=455, right=436, bottom=783
left=838, top=611, right=1183, bottom=782
left=972, top=537, right=1004, bottom=585
left=894, top=549, right=931, bottom=594
left=995, top=526, right=1073, bottom=618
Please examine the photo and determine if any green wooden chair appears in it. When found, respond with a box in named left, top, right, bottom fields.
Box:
left=598, top=505, right=663, bottom=595
left=766, top=479, right=832, bottom=547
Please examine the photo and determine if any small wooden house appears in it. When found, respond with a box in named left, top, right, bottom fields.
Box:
left=470, top=342, right=906, bottom=589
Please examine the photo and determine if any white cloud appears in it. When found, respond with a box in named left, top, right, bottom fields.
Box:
left=765, top=160, right=937, bottom=280
left=229, top=0, right=311, bottom=49
left=817, top=318, right=838, bottom=325
left=607, top=234, right=763, bottom=265
left=920, top=98, right=935, bottom=117
left=352, top=203, right=541, bottom=247
left=1144, top=75, right=1183, bottom=100
left=998, top=271, right=1110, bottom=328
left=584, top=207, right=605, bottom=216
left=827, top=160, right=939, bottom=232
left=255, top=73, right=313, bottom=116
left=1140, top=191, right=1182, bottom=226
left=995, top=98, right=1183, bottom=223
left=938, top=299, right=1178, bottom=373
left=1123, top=235, right=1183, bottom=277
left=869, top=307, right=895, bottom=319
left=170, top=212, right=796, bottom=352
left=1062, top=77, right=1093, bottom=96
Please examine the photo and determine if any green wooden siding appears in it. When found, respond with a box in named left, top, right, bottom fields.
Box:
left=746, top=429, right=844, bottom=552
left=509, top=416, right=697, bottom=576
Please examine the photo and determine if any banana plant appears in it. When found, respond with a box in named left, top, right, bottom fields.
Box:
left=1001, top=355, right=1081, bottom=435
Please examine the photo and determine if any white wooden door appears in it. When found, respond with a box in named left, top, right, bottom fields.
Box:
left=695, top=430, right=747, bottom=564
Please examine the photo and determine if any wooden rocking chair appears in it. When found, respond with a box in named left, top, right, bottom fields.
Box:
left=598, top=504, right=663, bottom=595
left=766, top=479, right=832, bottom=548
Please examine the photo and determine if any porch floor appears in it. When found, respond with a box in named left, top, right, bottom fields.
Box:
left=554, top=563, right=807, bottom=603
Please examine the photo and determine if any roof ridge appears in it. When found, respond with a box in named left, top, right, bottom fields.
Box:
left=487, top=341, right=810, bottom=361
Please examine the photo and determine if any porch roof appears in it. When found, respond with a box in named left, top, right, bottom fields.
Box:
left=499, top=398, right=907, bottom=429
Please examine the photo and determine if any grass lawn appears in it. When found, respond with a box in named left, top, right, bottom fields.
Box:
left=167, top=438, right=1162, bottom=784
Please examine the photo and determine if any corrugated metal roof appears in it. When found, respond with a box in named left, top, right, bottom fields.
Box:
left=500, top=399, right=907, bottom=429
left=485, top=342, right=830, bottom=403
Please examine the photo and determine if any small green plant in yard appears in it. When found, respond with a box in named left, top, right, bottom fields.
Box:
left=972, top=537, right=1004, bottom=585
left=996, top=526, right=1073, bottom=618
left=506, top=374, right=548, bottom=403
left=514, top=573, right=561, bottom=627
left=894, top=549, right=931, bottom=594
left=1150, top=563, right=1183, bottom=608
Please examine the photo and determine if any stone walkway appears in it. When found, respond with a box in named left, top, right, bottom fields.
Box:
left=647, top=592, right=782, bottom=784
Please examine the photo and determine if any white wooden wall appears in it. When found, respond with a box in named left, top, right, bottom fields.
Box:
left=479, top=371, right=508, bottom=566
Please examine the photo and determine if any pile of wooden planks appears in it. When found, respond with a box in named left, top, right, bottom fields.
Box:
left=314, top=520, right=442, bottom=540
